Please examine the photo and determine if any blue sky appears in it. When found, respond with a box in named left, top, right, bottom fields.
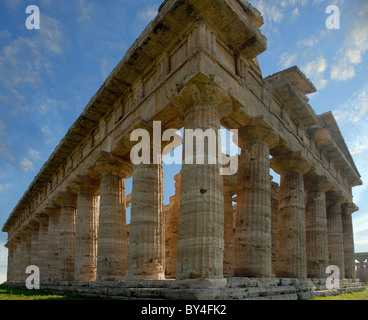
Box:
left=0, top=0, right=367, bottom=283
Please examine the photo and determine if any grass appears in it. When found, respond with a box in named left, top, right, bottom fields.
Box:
left=309, top=285, right=368, bottom=300
left=0, top=286, right=84, bottom=300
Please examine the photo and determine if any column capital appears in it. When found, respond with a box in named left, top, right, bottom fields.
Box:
left=34, top=214, right=49, bottom=225
left=341, top=202, right=359, bottom=215
left=326, top=190, right=347, bottom=205
left=270, top=151, right=311, bottom=175
left=91, top=151, right=133, bottom=179
left=170, top=83, right=233, bottom=119
left=27, top=220, right=39, bottom=230
left=70, top=175, right=99, bottom=196
left=235, top=116, right=279, bottom=148
left=53, top=191, right=78, bottom=208
left=304, top=174, right=332, bottom=192
left=42, top=204, right=61, bottom=217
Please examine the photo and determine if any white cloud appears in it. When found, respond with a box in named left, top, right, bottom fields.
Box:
left=20, top=158, right=35, bottom=173
left=302, top=56, right=329, bottom=90
left=278, top=52, right=298, bottom=69
left=0, top=183, right=12, bottom=194
left=28, top=149, right=41, bottom=161
left=138, top=6, right=159, bottom=22
left=331, top=60, right=356, bottom=81
left=297, top=35, right=318, bottom=47
left=334, top=89, right=368, bottom=123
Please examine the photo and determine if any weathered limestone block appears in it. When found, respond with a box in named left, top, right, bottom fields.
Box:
left=43, top=205, right=61, bottom=282
left=171, top=83, right=233, bottom=281
left=53, top=191, right=77, bottom=281
left=4, top=242, right=14, bottom=282
left=128, top=160, right=165, bottom=280
left=342, top=203, right=358, bottom=279
left=233, top=119, right=279, bottom=277
left=33, top=215, right=49, bottom=283
left=92, top=151, right=133, bottom=281
left=223, top=176, right=236, bottom=276
left=70, top=175, right=100, bottom=282
left=271, top=152, right=311, bottom=278
left=326, top=191, right=346, bottom=279
left=304, top=174, right=331, bottom=278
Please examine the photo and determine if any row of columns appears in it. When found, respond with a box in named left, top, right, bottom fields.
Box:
left=6, top=84, right=357, bottom=285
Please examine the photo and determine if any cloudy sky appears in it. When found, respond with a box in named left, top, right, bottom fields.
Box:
left=0, top=0, right=367, bottom=283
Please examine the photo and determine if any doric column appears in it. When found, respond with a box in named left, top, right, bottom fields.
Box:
left=34, top=215, right=49, bottom=283
left=43, top=205, right=61, bottom=282
left=12, top=238, right=21, bottom=282
left=271, top=152, right=311, bottom=278
left=92, top=151, right=132, bottom=281
left=53, top=192, right=77, bottom=281
left=23, top=228, right=32, bottom=275
left=5, top=242, right=15, bottom=282
left=70, top=175, right=100, bottom=282
left=223, top=176, right=236, bottom=277
left=326, top=191, right=346, bottom=279
left=128, top=156, right=165, bottom=280
left=28, top=220, right=39, bottom=267
left=171, top=84, right=233, bottom=281
left=165, top=173, right=181, bottom=279
left=342, top=203, right=358, bottom=279
left=271, top=180, right=279, bottom=276
left=233, top=119, right=279, bottom=277
left=304, top=174, right=331, bottom=278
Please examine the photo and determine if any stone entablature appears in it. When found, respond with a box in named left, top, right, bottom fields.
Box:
left=2, top=0, right=362, bottom=295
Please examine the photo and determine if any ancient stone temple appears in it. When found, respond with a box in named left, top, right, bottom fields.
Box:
left=2, top=0, right=365, bottom=300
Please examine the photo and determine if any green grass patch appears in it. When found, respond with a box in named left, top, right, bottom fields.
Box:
left=310, top=285, right=368, bottom=300
left=0, top=286, right=84, bottom=300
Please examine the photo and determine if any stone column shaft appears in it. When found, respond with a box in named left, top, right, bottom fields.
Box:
left=326, top=192, right=346, bottom=278
left=92, top=152, right=132, bottom=281
left=128, top=161, right=165, bottom=280
left=171, top=84, right=233, bottom=281
left=34, top=215, right=49, bottom=283
left=44, top=206, right=61, bottom=282
left=233, top=122, right=278, bottom=277
left=29, top=221, right=39, bottom=267
left=223, top=178, right=236, bottom=276
left=71, top=176, right=100, bottom=282
left=54, top=192, right=77, bottom=281
left=304, top=175, right=331, bottom=278
left=271, top=152, right=311, bottom=279
left=342, top=203, right=358, bottom=279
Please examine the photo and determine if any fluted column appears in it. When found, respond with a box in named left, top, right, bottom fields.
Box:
left=223, top=176, right=236, bottom=277
left=92, top=151, right=132, bottom=281
left=12, top=238, right=21, bottom=282
left=233, top=120, right=279, bottom=277
left=128, top=156, right=165, bottom=280
left=271, top=152, right=311, bottom=278
left=5, top=242, right=15, bottom=282
left=23, top=228, right=32, bottom=275
left=271, top=180, right=279, bottom=276
left=165, top=173, right=181, bottom=279
left=304, top=174, right=331, bottom=278
left=29, top=221, right=39, bottom=267
left=43, top=205, right=61, bottom=282
left=70, top=175, right=100, bottom=282
left=342, top=203, right=358, bottom=279
left=53, top=192, right=77, bottom=281
left=326, top=191, right=346, bottom=278
left=34, top=215, right=49, bottom=283
left=171, top=84, right=233, bottom=281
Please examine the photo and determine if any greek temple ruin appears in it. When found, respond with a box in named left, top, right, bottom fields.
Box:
left=2, top=0, right=366, bottom=299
